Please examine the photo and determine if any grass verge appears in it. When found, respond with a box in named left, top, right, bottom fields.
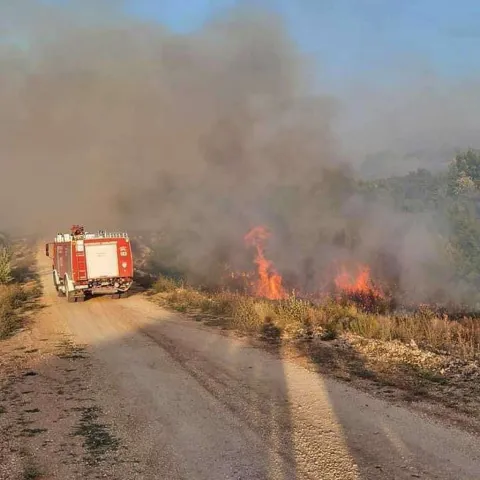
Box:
left=0, top=238, right=42, bottom=340
left=0, top=284, right=29, bottom=339
left=151, top=277, right=479, bottom=360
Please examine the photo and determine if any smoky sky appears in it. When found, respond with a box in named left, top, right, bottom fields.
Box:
left=0, top=2, right=339, bottom=235
left=0, top=1, right=477, bottom=304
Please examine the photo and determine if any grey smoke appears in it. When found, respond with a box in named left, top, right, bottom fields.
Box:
left=0, top=1, right=476, bottom=304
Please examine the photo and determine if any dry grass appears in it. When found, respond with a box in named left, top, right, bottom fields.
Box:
left=0, top=284, right=28, bottom=339
left=0, top=238, right=41, bottom=340
left=152, top=275, right=480, bottom=360
left=0, top=246, right=13, bottom=284
left=152, top=276, right=182, bottom=293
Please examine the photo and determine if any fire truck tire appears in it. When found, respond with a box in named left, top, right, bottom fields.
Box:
left=64, top=275, right=75, bottom=303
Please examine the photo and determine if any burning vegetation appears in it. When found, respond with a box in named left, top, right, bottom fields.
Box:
left=244, top=226, right=287, bottom=301
left=233, top=226, right=392, bottom=314
left=140, top=218, right=473, bottom=323
left=333, top=263, right=392, bottom=314
left=334, top=264, right=382, bottom=298
left=144, top=223, right=479, bottom=362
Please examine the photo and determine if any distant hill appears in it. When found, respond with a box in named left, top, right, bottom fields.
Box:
left=357, top=147, right=459, bottom=180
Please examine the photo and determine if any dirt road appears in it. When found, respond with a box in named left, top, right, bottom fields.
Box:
left=1, top=251, right=479, bottom=480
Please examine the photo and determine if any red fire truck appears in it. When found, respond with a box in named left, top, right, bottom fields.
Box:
left=45, top=225, right=134, bottom=302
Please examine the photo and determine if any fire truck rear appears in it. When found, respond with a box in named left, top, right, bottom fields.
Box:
left=45, top=225, right=134, bottom=302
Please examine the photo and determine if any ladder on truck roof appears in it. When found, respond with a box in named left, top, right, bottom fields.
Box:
left=54, top=225, right=129, bottom=242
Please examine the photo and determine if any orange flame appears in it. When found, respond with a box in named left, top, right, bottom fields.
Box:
left=244, top=226, right=287, bottom=300
left=334, top=263, right=383, bottom=297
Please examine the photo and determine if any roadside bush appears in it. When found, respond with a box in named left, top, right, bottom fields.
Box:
left=165, top=287, right=205, bottom=311
left=0, top=302, right=16, bottom=339
left=208, top=292, right=236, bottom=316
left=230, top=296, right=270, bottom=333
left=0, top=284, right=26, bottom=339
left=0, top=246, right=13, bottom=285
left=153, top=275, right=182, bottom=293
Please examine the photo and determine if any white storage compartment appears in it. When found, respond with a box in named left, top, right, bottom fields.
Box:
left=85, top=243, right=119, bottom=278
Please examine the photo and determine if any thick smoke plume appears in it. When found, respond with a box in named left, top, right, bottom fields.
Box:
left=0, top=1, right=466, bottom=304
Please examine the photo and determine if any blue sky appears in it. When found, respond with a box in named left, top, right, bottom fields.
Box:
left=6, top=1, right=480, bottom=91
left=124, top=0, right=480, bottom=91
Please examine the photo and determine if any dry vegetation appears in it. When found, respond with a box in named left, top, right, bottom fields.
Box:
left=149, top=275, right=480, bottom=426
left=152, top=276, right=479, bottom=359
left=0, top=237, right=42, bottom=340
left=0, top=284, right=29, bottom=340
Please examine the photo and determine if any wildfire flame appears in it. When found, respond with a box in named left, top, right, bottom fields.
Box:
left=244, top=226, right=287, bottom=300
left=334, top=263, right=383, bottom=298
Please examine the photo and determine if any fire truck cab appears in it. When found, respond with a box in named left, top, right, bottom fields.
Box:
left=45, top=225, right=134, bottom=302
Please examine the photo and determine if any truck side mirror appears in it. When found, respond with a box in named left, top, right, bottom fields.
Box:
left=45, top=244, right=49, bottom=257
